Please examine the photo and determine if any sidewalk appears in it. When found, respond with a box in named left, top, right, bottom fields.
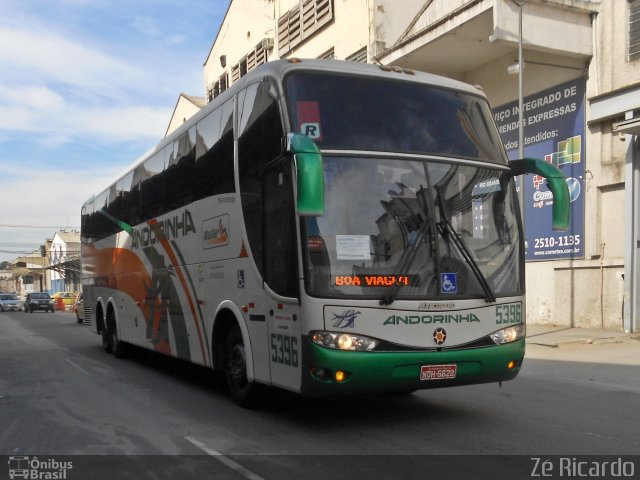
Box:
left=526, top=324, right=640, bottom=348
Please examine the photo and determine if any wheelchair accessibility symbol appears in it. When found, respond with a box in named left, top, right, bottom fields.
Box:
left=440, top=273, right=458, bottom=294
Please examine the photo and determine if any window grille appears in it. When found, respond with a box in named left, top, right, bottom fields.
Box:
left=346, top=47, right=367, bottom=63
left=630, top=0, right=640, bottom=60
left=231, top=39, right=273, bottom=84
left=206, top=72, right=229, bottom=102
left=219, top=72, right=228, bottom=94
left=278, top=0, right=334, bottom=56
left=319, top=48, right=335, bottom=59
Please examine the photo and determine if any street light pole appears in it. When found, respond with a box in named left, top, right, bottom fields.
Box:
left=516, top=0, right=524, bottom=160
left=510, top=0, right=526, bottom=224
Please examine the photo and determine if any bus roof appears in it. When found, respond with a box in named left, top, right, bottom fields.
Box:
left=83, top=59, right=488, bottom=207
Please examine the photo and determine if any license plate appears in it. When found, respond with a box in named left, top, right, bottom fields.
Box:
left=420, top=364, right=457, bottom=381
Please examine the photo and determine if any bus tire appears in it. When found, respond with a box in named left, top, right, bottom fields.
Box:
left=101, top=323, right=112, bottom=354
left=107, top=309, right=127, bottom=359
left=225, top=325, right=261, bottom=408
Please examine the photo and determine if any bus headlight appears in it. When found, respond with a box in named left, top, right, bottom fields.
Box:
left=311, top=331, right=378, bottom=351
left=490, top=324, right=525, bottom=345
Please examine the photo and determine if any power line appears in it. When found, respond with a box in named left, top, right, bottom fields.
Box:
left=0, top=242, right=39, bottom=246
left=0, top=224, right=80, bottom=229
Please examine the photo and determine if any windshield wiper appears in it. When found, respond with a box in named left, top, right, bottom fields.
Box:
left=434, top=186, right=496, bottom=303
left=379, top=184, right=439, bottom=306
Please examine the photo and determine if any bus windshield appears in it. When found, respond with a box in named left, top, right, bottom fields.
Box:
left=303, top=156, right=522, bottom=300
left=285, top=71, right=506, bottom=163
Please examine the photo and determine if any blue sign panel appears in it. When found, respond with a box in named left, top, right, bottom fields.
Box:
left=492, top=78, right=586, bottom=261
left=440, top=272, right=458, bottom=295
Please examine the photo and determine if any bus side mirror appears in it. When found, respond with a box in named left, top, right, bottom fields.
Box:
left=509, top=157, right=570, bottom=231
left=287, top=133, right=324, bottom=216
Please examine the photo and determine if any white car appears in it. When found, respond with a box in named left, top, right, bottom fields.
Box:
left=0, top=293, right=22, bottom=312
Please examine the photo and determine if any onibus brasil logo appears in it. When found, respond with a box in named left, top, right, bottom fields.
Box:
left=8, top=456, right=73, bottom=479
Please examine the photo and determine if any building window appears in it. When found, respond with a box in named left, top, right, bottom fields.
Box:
left=231, top=39, right=273, bottom=84
left=278, top=0, right=334, bottom=56
left=207, top=82, right=218, bottom=102
left=346, top=47, right=367, bottom=63
left=318, top=48, right=335, bottom=59
left=207, top=72, right=229, bottom=102
left=630, top=0, right=640, bottom=61
left=219, top=72, right=228, bottom=94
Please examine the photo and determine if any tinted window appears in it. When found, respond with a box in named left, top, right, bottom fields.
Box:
left=93, top=190, right=109, bottom=240
left=263, top=161, right=298, bottom=297
left=118, top=170, right=140, bottom=227
left=166, top=127, right=197, bottom=211
left=194, top=98, right=235, bottom=199
left=238, top=79, right=286, bottom=282
left=140, top=150, right=166, bottom=220
left=285, top=72, right=506, bottom=163
left=81, top=201, right=94, bottom=244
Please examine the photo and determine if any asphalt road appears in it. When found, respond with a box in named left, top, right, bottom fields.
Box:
left=1, top=311, right=638, bottom=479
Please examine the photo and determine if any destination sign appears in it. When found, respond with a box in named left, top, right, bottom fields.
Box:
left=334, top=275, right=416, bottom=287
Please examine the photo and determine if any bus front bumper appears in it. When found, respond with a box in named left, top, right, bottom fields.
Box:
left=300, top=337, right=525, bottom=397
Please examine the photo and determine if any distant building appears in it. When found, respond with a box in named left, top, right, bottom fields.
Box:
left=0, top=269, right=17, bottom=293
left=165, top=93, right=207, bottom=137
left=12, top=246, right=50, bottom=296
left=49, top=230, right=80, bottom=293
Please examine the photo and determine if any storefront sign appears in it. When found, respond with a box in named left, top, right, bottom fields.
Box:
left=493, top=78, right=586, bottom=261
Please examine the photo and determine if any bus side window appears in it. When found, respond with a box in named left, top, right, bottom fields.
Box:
left=93, top=190, right=109, bottom=241
left=195, top=98, right=235, bottom=200
left=165, top=127, right=197, bottom=211
left=238, top=83, right=264, bottom=274
left=140, top=149, right=166, bottom=221
left=81, top=201, right=94, bottom=245
left=238, top=79, right=296, bottom=296
left=263, top=160, right=298, bottom=298
left=106, top=170, right=137, bottom=233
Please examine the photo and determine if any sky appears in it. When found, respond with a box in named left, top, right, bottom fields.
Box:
left=0, top=0, right=227, bottom=263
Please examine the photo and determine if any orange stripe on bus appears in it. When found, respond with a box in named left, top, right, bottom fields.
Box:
left=147, top=219, right=208, bottom=365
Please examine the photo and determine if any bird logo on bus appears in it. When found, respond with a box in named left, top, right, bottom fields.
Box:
left=332, top=310, right=361, bottom=329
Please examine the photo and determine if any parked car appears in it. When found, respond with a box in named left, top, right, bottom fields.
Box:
left=0, top=293, right=22, bottom=312
left=24, top=292, right=55, bottom=313
left=51, top=291, right=77, bottom=307
left=73, top=292, right=84, bottom=324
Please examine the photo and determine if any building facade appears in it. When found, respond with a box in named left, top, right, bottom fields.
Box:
left=171, top=0, right=638, bottom=332
left=49, top=230, right=81, bottom=294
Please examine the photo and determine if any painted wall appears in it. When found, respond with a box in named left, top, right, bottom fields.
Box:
left=166, top=96, right=204, bottom=137
left=204, top=0, right=275, bottom=91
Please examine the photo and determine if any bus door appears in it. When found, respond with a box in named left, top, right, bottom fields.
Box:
left=262, top=158, right=301, bottom=391
left=238, top=79, right=300, bottom=390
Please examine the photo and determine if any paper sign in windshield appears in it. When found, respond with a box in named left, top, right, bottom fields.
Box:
left=336, top=235, right=371, bottom=260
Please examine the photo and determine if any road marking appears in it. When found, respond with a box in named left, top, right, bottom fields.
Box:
left=185, top=436, right=264, bottom=480
left=66, top=358, right=89, bottom=375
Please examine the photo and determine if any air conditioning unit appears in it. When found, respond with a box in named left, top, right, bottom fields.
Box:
left=261, top=38, right=274, bottom=51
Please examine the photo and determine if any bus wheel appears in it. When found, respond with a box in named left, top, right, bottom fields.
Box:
left=101, top=323, right=113, bottom=354
left=107, top=311, right=127, bottom=359
left=225, top=326, right=261, bottom=408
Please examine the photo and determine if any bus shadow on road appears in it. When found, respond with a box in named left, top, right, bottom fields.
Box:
left=114, top=342, right=482, bottom=419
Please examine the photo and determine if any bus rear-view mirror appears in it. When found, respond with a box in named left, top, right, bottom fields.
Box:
left=287, top=133, right=324, bottom=216
left=509, top=157, right=570, bottom=231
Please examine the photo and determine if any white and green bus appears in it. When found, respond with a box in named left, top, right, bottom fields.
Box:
left=81, top=59, right=569, bottom=407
